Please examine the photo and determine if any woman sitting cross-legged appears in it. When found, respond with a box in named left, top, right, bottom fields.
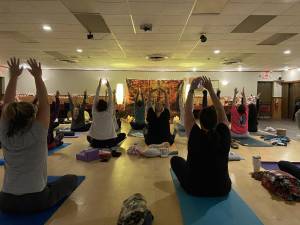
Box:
left=0, top=58, right=78, bottom=213
left=130, top=88, right=146, bottom=130
left=144, top=88, right=176, bottom=146
left=87, top=79, right=126, bottom=148
left=171, top=76, right=232, bottom=196
left=231, top=87, right=249, bottom=138
left=68, top=90, right=91, bottom=132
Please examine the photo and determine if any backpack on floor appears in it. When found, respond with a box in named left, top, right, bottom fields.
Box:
left=117, top=193, right=154, bottom=225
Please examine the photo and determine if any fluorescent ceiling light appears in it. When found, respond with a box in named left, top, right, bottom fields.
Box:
left=214, top=49, right=220, bottom=54
left=76, top=49, right=83, bottom=53
left=192, top=67, right=197, bottom=72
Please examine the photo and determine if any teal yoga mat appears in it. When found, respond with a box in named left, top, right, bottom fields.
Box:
left=234, top=136, right=272, bottom=147
left=170, top=170, right=264, bottom=225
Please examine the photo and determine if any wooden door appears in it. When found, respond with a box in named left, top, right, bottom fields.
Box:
left=257, top=81, right=273, bottom=118
left=282, top=83, right=289, bottom=119
left=289, top=82, right=300, bottom=119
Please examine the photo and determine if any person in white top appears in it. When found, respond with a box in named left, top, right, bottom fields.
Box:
left=87, top=78, right=126, bottom=148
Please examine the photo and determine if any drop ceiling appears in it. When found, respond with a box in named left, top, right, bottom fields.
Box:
left=0, top=0, right=300, bottom=71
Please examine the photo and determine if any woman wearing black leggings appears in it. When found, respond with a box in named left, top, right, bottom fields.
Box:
left=278, top=161, right=300, bottom=180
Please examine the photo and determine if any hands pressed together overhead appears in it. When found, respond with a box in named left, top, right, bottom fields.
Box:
left=190, top=76, right=213, bottom=93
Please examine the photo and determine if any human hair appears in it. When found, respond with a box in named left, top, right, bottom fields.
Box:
left=97, top=99, right=108, bottom=112
left=199, top=106, right=217, bottom=130
left=237, top=104, right=246, bottom=115
left=4, top=102, right=36, bottom=137
left=136, top=100, right=143, bottom=107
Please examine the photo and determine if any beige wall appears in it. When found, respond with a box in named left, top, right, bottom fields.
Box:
left=283, top=69, right=300, bottom=82
left=1, top=69, right=282, bottom=97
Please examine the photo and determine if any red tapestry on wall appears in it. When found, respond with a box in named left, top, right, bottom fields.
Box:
left=126, top=79, right=183, bottom=111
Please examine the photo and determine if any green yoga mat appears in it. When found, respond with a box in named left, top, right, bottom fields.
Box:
left=234, top=136, right=272, bottom=147
left=170, top=170, right=264, bottom=225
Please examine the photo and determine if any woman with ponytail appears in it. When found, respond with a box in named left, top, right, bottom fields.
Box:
left=0, top=58, right=77, bottom=213
left=170, top=76, right=231, bottom=196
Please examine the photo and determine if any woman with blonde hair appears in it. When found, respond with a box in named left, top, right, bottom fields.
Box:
left=0, top=58, right=77, bottom=213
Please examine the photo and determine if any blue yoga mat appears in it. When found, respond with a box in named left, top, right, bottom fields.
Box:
left=0, top=144, right=71, bottom=166
left=170, top=170, right=264, bottom=225
left=0, top=175, right=85, bottom=225
left=261, top=161, right=300, bottom=170
left=234, top=136, right=272, bottom=147
left=48, top=143, right=71, bottom=156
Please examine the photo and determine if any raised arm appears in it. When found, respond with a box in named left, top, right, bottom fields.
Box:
left=185, top=78, right=200, bottom=137
left=161, top=88, right=170, bottom=110
left=27, top=58, right=50, bottom=128
left=68, top=92, right=74, bottom=111
left=241, top=87, right=247, bottom=106
left=135, top=88, right=140, bottom=103
left=93, top=79, right=101, bottom=110
left=201, top=76, right=229, bottom=127
left=54, top=91, right=60, bottom=118
left=141, top=89, right=145, bottom=103
left=146, top=89, right=156, bottom=111
left=232, top=88, right=238, bottom=106
left=81, top=90, right=87, bottom=110
left=178, top=83, right=184, bottom=110
left=106, top=81, right=113, bottom=113
left=3, top=58, right=23, bottom=107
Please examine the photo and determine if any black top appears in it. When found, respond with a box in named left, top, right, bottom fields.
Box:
left=146, top=108, right=171, bottom=143
left=187, top=123, right=231, bottom=196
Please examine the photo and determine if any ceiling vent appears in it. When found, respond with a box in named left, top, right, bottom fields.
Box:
left=44, top=51, right=79, bottom=63
left=222, top=59, right=241, bottom=65
left=146, top=54, right=168, bottom=61
left=222, top=53, right=255, bottom=65
left=57, top=59, right=78, bottom=64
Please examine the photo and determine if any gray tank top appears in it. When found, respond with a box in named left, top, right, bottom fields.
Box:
left=0, top=120, right=48, bottom=195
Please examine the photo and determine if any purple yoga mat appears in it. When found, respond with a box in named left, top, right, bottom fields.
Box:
left=261, top=161, right=300, bottom=170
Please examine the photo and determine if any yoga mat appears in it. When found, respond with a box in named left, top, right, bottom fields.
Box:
left=64, top=134, right=80, bottom=138
left=170, top=170, right=263, bottom=225
left=0, top=176, right=85, bottom=225
left=128, top=129, right=144, bottom=138
left=48, top=143, right=71, bottom=156
left=261, top=161, right=300, bottom=170
left=1, top=144, right=71, bottom=166
left=234, top=136, right=272, bottom=147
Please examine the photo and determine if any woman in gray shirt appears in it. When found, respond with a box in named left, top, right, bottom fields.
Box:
left=0, top=58, right=78, bottom=213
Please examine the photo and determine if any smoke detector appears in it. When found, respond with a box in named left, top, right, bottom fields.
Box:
left=140, top=24, right=152, bottom=32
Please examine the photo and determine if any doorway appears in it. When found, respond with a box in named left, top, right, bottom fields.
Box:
left=257, top=81, right=273, bottom=118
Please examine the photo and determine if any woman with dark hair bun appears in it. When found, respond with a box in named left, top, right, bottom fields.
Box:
left=87, top=78, right=126, bottom=148
left=0, top=58, right=77, bottom=213
left=230, top=87, right=249, bottom=138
